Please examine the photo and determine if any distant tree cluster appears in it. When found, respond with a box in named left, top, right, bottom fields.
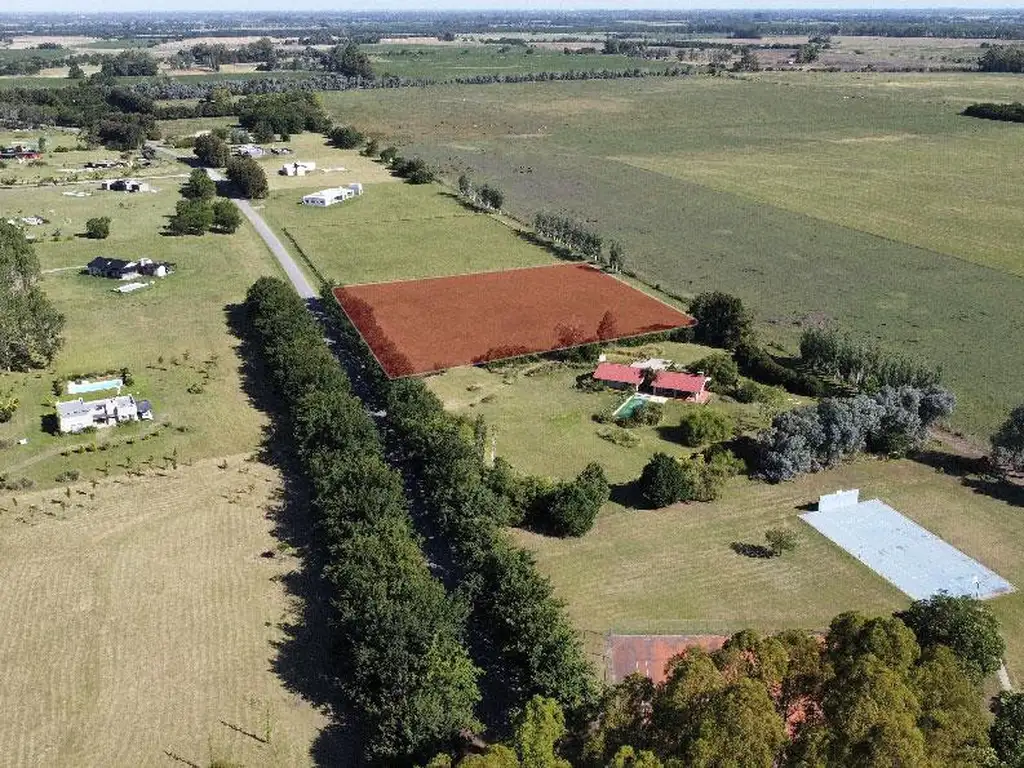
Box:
left=979, top=45, right=1024, bottom=73
left=99, top=50, right=158, bottom=77
left=755, top=385, right=956, bottom=482
left=962, top=101, right=1024, bottom=123
left=388, top=155, right=436, bottom=184
left=800, top=325, right=941, bottom=391
left=322, top=41, right=375, bottom=79
left=236, top=91, right=331, bottom=140
left=326, top=124, right=365, bottom=149
left=0, top=221, right=64, bottom=371
left=456, top=173, right=504, bottom=211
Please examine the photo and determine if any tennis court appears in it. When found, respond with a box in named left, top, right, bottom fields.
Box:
left=801, top=495, right=1014, bottom=601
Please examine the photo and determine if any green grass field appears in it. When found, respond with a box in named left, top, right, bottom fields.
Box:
left=320, top=73, right=1024, bottom=438
left=260, top=180, right=552, bottom=285
left=0, top=183, right=281, bottom=491
left=364, top=43, right=674, bottom=80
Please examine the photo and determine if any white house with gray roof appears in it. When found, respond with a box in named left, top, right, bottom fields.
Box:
left=56, top=394, right=152, bottom=434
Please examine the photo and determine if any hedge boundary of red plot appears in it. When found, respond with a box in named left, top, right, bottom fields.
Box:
left=332, top=263, right=697, bottom=378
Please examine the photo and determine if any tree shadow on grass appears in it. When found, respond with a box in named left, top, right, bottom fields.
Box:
left=730, top=541, right=775, bottom=559
left=912, top=448, right=1024, bottom=508
left=609, top=481, right=647, bottom=510
left=225, top=302, right=362, bottom=766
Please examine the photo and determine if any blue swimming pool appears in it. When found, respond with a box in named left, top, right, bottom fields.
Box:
left=613, top=394, right=646, bottom=419
left=67, top=378, right=123, bottom=394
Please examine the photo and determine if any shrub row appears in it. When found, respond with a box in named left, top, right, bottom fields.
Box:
left=321, top=290, right=598, bottom=718
left=244, top=277, right=480, bottom=763
left=962, top=101, right=1024, bottom=123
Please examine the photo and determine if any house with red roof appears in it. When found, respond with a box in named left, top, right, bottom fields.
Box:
left=592, top=362, right=644, bottom=391
left=652, top=370, right=710, bottom=402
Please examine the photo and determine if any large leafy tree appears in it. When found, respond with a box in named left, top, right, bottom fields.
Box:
left=896, top=593, right=1005, bottom=683
left=226, top=156, right=269, bottom=199
left=0, top=221, right=64, bottom=370
left=991, top=691, right=1024, bottom=768
left=514, top=696, right=572, bottom=768
left=688, top=291, right=754, bottom=350
left=992, top=404, right=1024, bottom=476
left=193, top=132, right=229, bottom=168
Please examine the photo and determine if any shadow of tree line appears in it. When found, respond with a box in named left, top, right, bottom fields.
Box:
left=225, top=302, right=362, bottom=767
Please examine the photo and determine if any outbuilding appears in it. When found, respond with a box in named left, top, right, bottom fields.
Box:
left=301, top=184, right=364, bottom=207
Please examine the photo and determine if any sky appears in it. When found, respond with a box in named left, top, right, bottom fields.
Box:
left=4, top=1, right=1023, bottom=13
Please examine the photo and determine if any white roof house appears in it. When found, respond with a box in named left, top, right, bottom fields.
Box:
left=56, top=394, right=147, bottom=434
left=301, top=183, right=364, bottom=207
left=281, top=161, right=316, bottom=177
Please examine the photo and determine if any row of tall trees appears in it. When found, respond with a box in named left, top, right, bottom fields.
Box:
left=383, top=377, right=599, bottom=714
left=0, top=221, right=64, bottom=371
left=320, top=295, right=599, bottom=721
left=978, top=45, right=1024, bottom=73
left=457, top=174, right=505, bottom=212
left=244, top=277, right=481, bottom=763
left=533, top=213, right=604, bottom=262
left=755, top=386, right=956, bottom=483
left=800, top=325, right=941, bottom=391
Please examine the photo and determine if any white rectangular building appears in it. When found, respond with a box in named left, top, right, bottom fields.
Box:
left=301, top=184, right=363, bottom=207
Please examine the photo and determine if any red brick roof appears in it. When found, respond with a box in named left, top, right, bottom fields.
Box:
left=593, top=362, right=644, bottom=385
left=653, top=370, right=708, bottom=393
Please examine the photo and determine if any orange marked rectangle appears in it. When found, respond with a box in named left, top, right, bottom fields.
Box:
left=333, top=263, right=696, bottom=377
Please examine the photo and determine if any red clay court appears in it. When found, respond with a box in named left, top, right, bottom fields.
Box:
left=333, top=263, right=696, bottom=377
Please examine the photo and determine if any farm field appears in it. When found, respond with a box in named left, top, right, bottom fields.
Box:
left=364, top=43, right=674, bottom=79
left=260, top=181, right=552, bottom=285
left=321, top=72, right=1024, bottom=437
left=336, top=263, right=695, bottom=376
left=0, top=457, right=327, bottom=766
left=0, top=182, right=282, bottom=491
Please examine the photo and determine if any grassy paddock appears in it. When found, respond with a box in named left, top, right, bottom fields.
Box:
left=260, top=181, right=553, bottom=285
left=0, top=183, right=281, bottom=491
left=512, top=454, right=1024, bottom=681
left=255, top=138, right=396, bottom=191
left=0, top=456, right=326, bottom=765
left=320, top=73, right=1024, bottom=437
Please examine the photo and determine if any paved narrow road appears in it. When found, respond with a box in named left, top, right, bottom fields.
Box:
left=233, top=198, right=317, bottom=299
left=202, top=166, right=317, bottom=300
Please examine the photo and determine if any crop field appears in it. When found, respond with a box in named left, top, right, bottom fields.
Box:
left=0, top=457, right=327, bottom=766
left=260, top=181, right=552, bottom=285
left=0, top=183, right=282, bottom=491
left=321, top=73, right=1024, bottom=437
left=336, top=263, right=695, bottom=376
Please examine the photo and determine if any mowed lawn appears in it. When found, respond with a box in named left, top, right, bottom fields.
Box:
left=514, top=456, right=1024, bottom=683
left=0, top=184, right=282, bottom=490
left=0, top=457, right=327, bottom=766
left=255, top=137, right=397, bottom=192
left=260, top=181, right=553, bottom=285
left=322, top=73, right=1024, bottom=437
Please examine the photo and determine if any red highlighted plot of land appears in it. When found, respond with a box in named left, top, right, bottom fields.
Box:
left=333, top=263, right=696, bottom=377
